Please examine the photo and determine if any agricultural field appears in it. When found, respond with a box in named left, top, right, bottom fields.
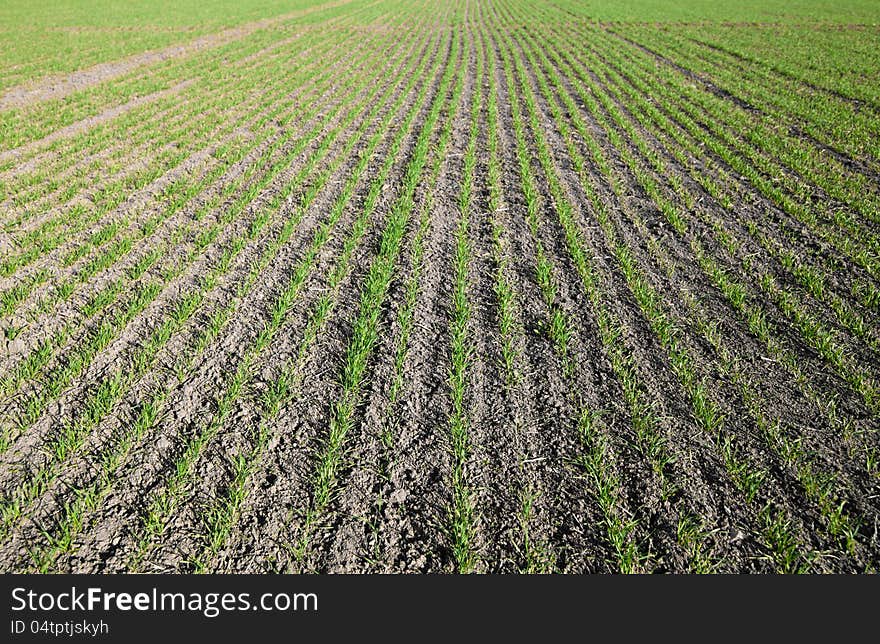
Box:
left=0, top=0, right=878, bottom=574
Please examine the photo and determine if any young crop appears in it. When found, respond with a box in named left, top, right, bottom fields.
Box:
left=2, top=0, right=878, bottom=575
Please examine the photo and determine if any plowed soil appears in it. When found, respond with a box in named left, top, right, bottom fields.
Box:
left=1, top=0, right=878, bottom=573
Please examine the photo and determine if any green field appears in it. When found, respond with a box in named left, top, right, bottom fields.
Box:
left=0, top=0, right=878, bottom=573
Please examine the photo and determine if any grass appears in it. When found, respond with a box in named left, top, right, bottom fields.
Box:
left=445, top=29, right=483, bottom=573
